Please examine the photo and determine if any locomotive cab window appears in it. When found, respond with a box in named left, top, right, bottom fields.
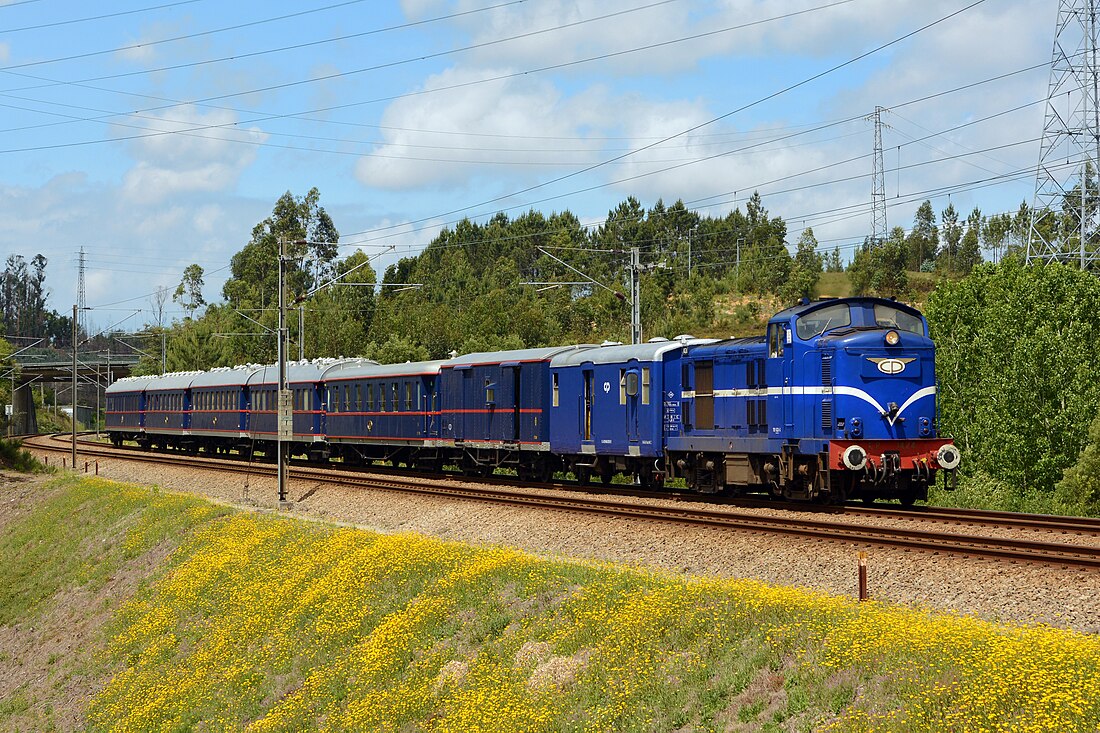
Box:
left=873, top=304, right=924, bottom=335
left=795, top=303, right=851, bottom=340
left=485, top=377, right=495, bottom=405
left=768, top=325, right=787, bottom=358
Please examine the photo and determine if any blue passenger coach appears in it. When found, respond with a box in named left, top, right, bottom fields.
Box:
left=247, top=360, right=350, bottom=461
left=439, top=346, right=591, bottom=480
left=323, top=359, right=445, bottom=467
left=188, top=365, right=260, bottom=453
left=105, top=375, right=159, bottom=445
left=550, top=339, right=714, bottom=487
left=141, top=371, right=200, bottom=449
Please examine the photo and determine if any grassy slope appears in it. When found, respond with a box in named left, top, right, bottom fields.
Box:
left=2, top=478, right=1100, bottom=732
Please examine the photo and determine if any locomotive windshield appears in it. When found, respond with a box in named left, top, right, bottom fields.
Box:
left=795, top=303, right=851, bottom=339
left=874, top=304, right=924, bottom=335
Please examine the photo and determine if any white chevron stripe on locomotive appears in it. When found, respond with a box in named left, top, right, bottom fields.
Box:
left=706, top=385, right=936, bottom=426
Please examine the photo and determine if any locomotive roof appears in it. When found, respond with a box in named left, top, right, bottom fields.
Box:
left=550, top=338, right=716, bottom=367
left=443, top=345, right=595, bottom=368
left=769, top=297, right=923, bottom=323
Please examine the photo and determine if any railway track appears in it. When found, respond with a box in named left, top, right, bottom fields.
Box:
left=22, top=433, right=1100, bottom=571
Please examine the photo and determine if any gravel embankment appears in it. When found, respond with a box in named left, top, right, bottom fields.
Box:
left=26, top=448, right=1100, bottom=634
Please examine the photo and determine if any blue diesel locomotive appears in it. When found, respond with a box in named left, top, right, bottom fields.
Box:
left=105, top=297, right=958, bottom=503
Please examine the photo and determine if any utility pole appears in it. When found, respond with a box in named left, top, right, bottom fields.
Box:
left=630, top=246, right=641, bottom=345
left=298, top=305, right=304, bottom=361
left=161, top=331, right=166, bottom=375
left=276, top=238, right=292, bottom=508
left=687, top=228, right=693, bottom=278
left=77, top=248, right=87, bottom=336
left=736, top=238, right=744, bottom=289
left=71, top=304, right=77, bottom=468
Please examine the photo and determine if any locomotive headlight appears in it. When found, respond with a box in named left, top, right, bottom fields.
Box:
left=936, top=444, right=961, bottom=470
left=842, top=445, right=868, bottom=471
left=885, top=329, right=900, bottom=346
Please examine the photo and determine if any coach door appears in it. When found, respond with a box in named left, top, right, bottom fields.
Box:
left=511, top=366, right=521, bottom=443
left=582, top=369, right=594, bottom=442
left=694, top=361, right=714, bottom=431
left=624, top=368, right=640, bottom=443
left=767, top=323, right=793, bottom=438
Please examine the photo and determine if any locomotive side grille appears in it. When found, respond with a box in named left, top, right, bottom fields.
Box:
left=821, top=354, right=833, bottom=387
left=821, top=399, right=833, bottom=432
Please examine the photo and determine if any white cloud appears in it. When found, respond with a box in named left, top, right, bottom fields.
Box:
left=119, top=105, right=268, bottom=204
left=355, top=67, right=605, bottom=190
left=0, top=42, right=9, bottom=64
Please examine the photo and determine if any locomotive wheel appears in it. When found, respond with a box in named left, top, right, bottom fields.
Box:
left=600, top=469, right=614, bottom=485
left=576, top=467, right=592, bottom=485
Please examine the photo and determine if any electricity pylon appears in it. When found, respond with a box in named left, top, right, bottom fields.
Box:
left=1028, top=0, right=1100, bottom=270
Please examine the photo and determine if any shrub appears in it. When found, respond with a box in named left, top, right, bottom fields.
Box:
left=0, top=438, right=46, bottom=473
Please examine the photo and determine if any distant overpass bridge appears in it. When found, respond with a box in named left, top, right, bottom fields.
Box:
left=4, top=349, right=143, bottom=435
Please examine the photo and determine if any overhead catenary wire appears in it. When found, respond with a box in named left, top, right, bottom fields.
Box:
left=0, top=0, right=852, bottom=147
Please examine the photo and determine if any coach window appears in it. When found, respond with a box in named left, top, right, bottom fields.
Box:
left=485, top=377, right=494, bottom=405
left=392, top=383, right=399, bottom=411
left=641, top=368, right=651, bottom=405
left=625, top=370, right=639, bottom=398
left=405, top=382, right=412, bottom=411
left=365, top=383, right=373, bottom=411
left=619, top=370, right=627, bottom=405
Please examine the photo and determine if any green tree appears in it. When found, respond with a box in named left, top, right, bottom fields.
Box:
left=848, top=228, right=909, bottom=297
left=222, top=188, right=339, bottom=311
left=1056, top=411, right=1100, bottom=510
left=906, top=200, right=938, bottom=271
left=367, top=334, right=430, bottom=364
left=956, top=207, right=984, bottom=274
left=173, top=263, right=206, bottom=319
left=779, top=228, right=823, bottom=302
left=938, top=203, right=961, bottom=273
left=926, top=259, right=1100, bottom=491
left=825, top=247, right=843, bottom=273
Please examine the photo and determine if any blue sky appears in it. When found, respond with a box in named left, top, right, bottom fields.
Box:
left=0, top=0, right=1055, bottom=331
